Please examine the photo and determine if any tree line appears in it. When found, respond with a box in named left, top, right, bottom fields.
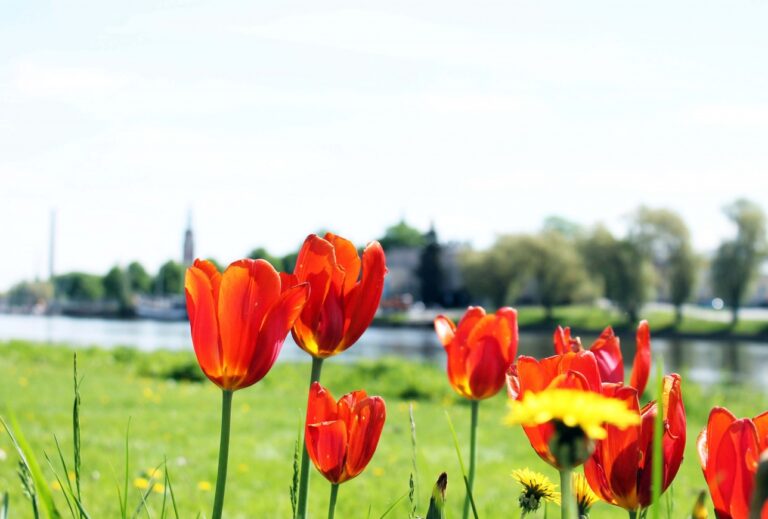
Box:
left=461, top=199, right=766, bottom=325
left=3, top=199, right=766, bottom=324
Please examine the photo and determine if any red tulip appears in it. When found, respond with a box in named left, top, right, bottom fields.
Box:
left=584, top=374, right=686, bottom=511
left=185, top=259, right=309, bottom=391
left=554, top=321, right=651, bottom=395
left=434, top=306, right=518, bottom=400
left=506, top=350, right=602, bottom=467
left=283, top=233, right=387, bottom=359
left=697, top=407, right=768, bottom=518
left=305, top=382, right=386, bottom=484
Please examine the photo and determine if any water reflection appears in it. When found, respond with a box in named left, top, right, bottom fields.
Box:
left=0, top=314, right=766, bottom=388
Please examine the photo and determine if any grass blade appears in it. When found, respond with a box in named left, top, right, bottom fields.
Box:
left=444, top=410, right=479, bottom=519
left=650, top=358, right=665, bottom=519
left=72, top=354, right=83, bottom=516
left=164, top=465, right=180, bottom=519
left=408, top=404, right=419, bottom=518
left=378, top=493, right=407, bottom=518
left=1, top=413, right=61, bottom=518
left=0, top=492, right=8, bottom=519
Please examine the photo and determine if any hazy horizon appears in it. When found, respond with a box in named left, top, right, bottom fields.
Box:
left=3, top=1, right=768, bottom=289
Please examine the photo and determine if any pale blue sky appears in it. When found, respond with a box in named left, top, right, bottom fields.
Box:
left=2, top=1, right=768, bottom=289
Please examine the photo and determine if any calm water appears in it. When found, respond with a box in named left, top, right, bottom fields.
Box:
left=1, top=313, right=767, bottom=388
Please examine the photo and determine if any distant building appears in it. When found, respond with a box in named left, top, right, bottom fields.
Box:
left=183, top=213, right=194, bottom=266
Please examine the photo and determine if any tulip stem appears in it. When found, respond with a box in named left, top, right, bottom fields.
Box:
left=559, top=468, right=575, bottom=519
left=462, top=400, right=479, bottom=519
left=327, top=483, right=339, bottom=519
left=212, top=390, right=233, bottom=519
left=628, top=511, right=637, bottom=519
left=297, top=357, right=325, bottom=519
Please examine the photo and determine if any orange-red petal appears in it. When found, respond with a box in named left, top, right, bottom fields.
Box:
left=185, top=261, right=222, bottom=385
left=345, top=396, right=386, bottom=480
left=306, top=420, right=348, bottom=484
left=630, top=320, right=651, bottom=396
left=589, top=327, right=624, bottom=385
left=338, top=241, right=386, bottom=351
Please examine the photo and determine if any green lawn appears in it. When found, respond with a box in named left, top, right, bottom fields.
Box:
left=1, top=340, right=766, bottom=518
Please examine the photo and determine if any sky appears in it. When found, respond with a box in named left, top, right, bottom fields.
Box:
left=2, top=0, right=768, bottom=289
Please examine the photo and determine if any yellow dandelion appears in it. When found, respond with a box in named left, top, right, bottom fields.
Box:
left=68, top=471, right=76, bottom=482
left=237, top=463, right=249, bottom=473
left=51, top=480, right=62, bottom=491
left=506, top=389, right=640, bottom=440
left=146, top=467, right=163, bottom=479
left=512, top=468, right=560, bottom=514
left=133, top=477, right=149, bottom=490
left=572, top=472, right=599, bottom=516
left=373, top=467, right=384, bottom=477
left=152, top=482, right=165, bottom=494
left=197, top=481, right=212, bottom=491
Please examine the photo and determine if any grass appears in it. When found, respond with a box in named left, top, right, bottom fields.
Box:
left=1, top=339, right=767, bottom=518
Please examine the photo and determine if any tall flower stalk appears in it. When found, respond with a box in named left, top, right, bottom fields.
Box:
left=184, top=259, right=309, bottom=519
left=434, top=306, right=519, bottom=519
left=286, top=233, right=386, bottom=519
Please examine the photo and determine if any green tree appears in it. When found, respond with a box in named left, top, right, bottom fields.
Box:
left=154, top=261, right=184, bottom=295
left=379, top=220, right=426, bottom=250
left=528, top=232, right=594, bottom=319
left=711, top=199, right=767, bottom=325
left=629, top=207, right=698, bottom=324
left=127, top=261, right=153, bottom=294
left=581, top=226, right=653, bottom=323
left=248, top=247, right=284, bottom=271
left=460, top=235, right=531, bottom=308
left=6, top=280, right=54, bottom=307
left=417, top=227, right=444, bottom=306
left=103, top=266, right=131, bottom=311
left=54, top=272, right=105, bottom=302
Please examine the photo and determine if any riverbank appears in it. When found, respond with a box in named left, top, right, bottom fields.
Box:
left=374, top=304, right=768, bottom=342
left=1, top=340, right=766, bottom=518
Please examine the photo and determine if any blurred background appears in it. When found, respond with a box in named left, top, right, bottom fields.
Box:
left=2, top=1, right=768, bottom=375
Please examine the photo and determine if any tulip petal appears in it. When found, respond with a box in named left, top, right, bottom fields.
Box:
left=294, top=234, right=336, bottom=324
left=455, top=307, right=486, bottom=345
left=306, top=420, right=348, bottom=484
left=554, top=326, right=580, bottom=355
left=465, top=335, right=507, bottom=399
left=752, top=410, right=768, bottom=451
left=699, top=407, right=738, bottom=517
left=339, top=241, right=387, bottom=350
left=216, top=260, right=280, bottom=387
left=715, top=419, right=760, bottom=519
left=589, top=327, right=624, bottom=385
left=307, top=382, right=339, bottom=425
left=324, top=233, right=361, bottom=295
left=434, top=315, right=456, bottom=348
left=337, top=390, right=369, bottom=431
left=345, top=396, right=386, bottom=480
left=240, top=283, right=309, bottom=387
left=495, top=307, right=519, bottom=361
left=185, top=262, right=223, bottom=385
left=630, top=320, right=652, bottom=396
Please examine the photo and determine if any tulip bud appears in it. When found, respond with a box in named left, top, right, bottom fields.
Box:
left=549, top=422, right=594, bottom=469
left=691, top=490, right=708, bottom=519
left=426, top=473, right=447, bottom=519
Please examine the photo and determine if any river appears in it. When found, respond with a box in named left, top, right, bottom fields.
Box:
left=1, top=314, right=766, bottom=388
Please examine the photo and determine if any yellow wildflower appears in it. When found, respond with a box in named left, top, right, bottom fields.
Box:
left=506, top=389, right=640, bottom=440
left=512, top=468, right=560, bottom=514
left=197, top=481, right=212, bottom=491
left=152, top=482, right=165, bottom=494
left=572, top=472, right=599, bottom=516
left=133, top=477, right=149, bottom=490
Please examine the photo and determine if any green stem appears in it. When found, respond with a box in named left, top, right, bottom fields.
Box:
left=628, top=511, right=638, bottom=519
left=462, top=400, right=479, bottom=519
left=559, top=468, right=575, bottom=519
left=212, top=390, right=233, bottom=519
left=297, top=357, right=324, bottom=519
left=327, top=483, right=339, bottom=519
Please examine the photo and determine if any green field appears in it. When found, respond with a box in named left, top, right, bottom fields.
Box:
left=1, top=340, right=766, bottom=518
